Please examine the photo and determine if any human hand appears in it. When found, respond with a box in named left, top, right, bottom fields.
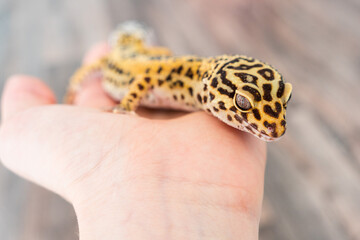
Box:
left=0, top=43, right=266, bottom=240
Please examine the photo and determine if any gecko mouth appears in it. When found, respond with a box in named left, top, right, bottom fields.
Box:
left=259, top=134, right=276, bottom=142
left=241, top=123, right=278, bottom=142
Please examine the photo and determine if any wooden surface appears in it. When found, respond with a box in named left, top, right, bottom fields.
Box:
left=0, top=0, right=359, bottom=239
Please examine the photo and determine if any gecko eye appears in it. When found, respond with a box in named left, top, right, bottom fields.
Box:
left=235, top=94, right=253, bottom=112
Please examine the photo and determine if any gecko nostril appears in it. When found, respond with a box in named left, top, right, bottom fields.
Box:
left=267, top=126, right=274, bottom=133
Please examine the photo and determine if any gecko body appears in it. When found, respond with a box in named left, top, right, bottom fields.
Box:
left=66, top=22, right=292, bottom=141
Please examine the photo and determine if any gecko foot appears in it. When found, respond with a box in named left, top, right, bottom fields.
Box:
left=112, top=106, right=137, bottom=116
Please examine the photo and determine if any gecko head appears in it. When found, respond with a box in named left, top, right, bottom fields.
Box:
left=203, top=55, right=292, bottom=142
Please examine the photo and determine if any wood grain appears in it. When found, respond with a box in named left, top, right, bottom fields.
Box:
left=0, top=0, right=359, bottom=239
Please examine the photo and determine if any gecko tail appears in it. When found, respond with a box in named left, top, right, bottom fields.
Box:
left=64, top=56, right=108, bottom=104
left=108, top=20, right=156, bottom=48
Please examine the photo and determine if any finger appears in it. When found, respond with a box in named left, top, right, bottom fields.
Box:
left=1, top=75, right=56, bottom=122
left=73, top=42, right=116, bottom=108
left=83, top=42, right=110, bottom=65
left=0, top=105, right=133, bottom=201
left=74, top=76, right=116, bottom=108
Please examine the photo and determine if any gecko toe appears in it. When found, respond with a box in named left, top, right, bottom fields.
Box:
left=112, top=106, right=137, bottom=116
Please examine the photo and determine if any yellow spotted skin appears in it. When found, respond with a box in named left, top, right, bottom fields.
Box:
left=66, top=22, right=292, bottom=141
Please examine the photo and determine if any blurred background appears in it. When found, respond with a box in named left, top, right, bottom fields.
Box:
left=0, top=0, right=359, bottom=239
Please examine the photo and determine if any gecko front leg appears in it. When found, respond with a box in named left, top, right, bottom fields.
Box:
left=112, top=75, right=153, bottom=114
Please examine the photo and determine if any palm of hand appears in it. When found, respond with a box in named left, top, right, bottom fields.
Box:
left=0, top=44, right=266, bottom=240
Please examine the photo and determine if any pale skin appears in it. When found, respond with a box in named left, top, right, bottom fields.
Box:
left=0, top=43, right=266, bottom=240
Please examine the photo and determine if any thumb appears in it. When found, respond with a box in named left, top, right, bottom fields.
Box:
left=1, top=75, right=56, bottom=121
left=0, top=75, right=132, bottom=201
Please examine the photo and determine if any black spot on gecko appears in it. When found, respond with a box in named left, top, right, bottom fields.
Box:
left=174, top=80, right=184, bottom=87
left=234, top=114, right=243, bottom=123
left=108, top=63, right=123, bottom=74
left=218, top=101, right=226, bottom=110
left=275, top=101, right=282, bottom=112
left=196, top=68, right=201, bottom=76
left=242, top=86, right=261, bottom=101
left=173, top=95, right=178, bottom=100
left=213, top=107, right=219, bottom=112
left=227, top=64, right=263, bottom=70
left=263, top=102, right=282, bottom=118
left=197, top=94, right=202, bottom=103
left=229, top=106, right=237, bottom=113
left=209, top=92, right=215, bottom=101
left=131, top=93, right=137, bottom=98
left=203, top=84, right=208, bottom=91
left=166, top=74, right=172, bottom=81
left=176, top=65, right=183, bottom=74
left=138, top=84, right=144, bottom=90
left=258, top=68, right=275, bottom=81
left=220, top=71, right=237, bottom=91
left=250, top=123, right=258, bottom=130
left=241, top=112, right=248, bottom=121
left=157, top=66, right=163, bottom=74
left=277, top=81, right=284, bottom=98
left=129, top=77, right=135, bottom=84
left=281, top=120, right=286, bottom=126
left=263, top=121, right=272, bottom=128
left=107, top=62, right=114, bottom=69
left=216, top=57, right=241, bottom=74
left=158, top=79, right=164, bottom=86
left=264, top=121, right=277, bottom=137
left=262, top=84, right=273, bottom=102
left=144, top=77, right=151, bottom=83
left=218, top=88, right=235, bottom=98
left=185, top=68, right=194, bottom=79
left=234, top=72, right=258, bottom=85
left=227, top=115, right=232, bottom=121
left=211, top=77, right=218, bottom=88
left=246, top=126, right=255, bottom=134
left=252, top=108, right=261, bottom=120
left=188, top=87, right=193, bottom=96
left=203, top=96, right=208, bottom=103
left=181, top=94, right=185, bottom=100
left=145, top=68, right=150, bottom=74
